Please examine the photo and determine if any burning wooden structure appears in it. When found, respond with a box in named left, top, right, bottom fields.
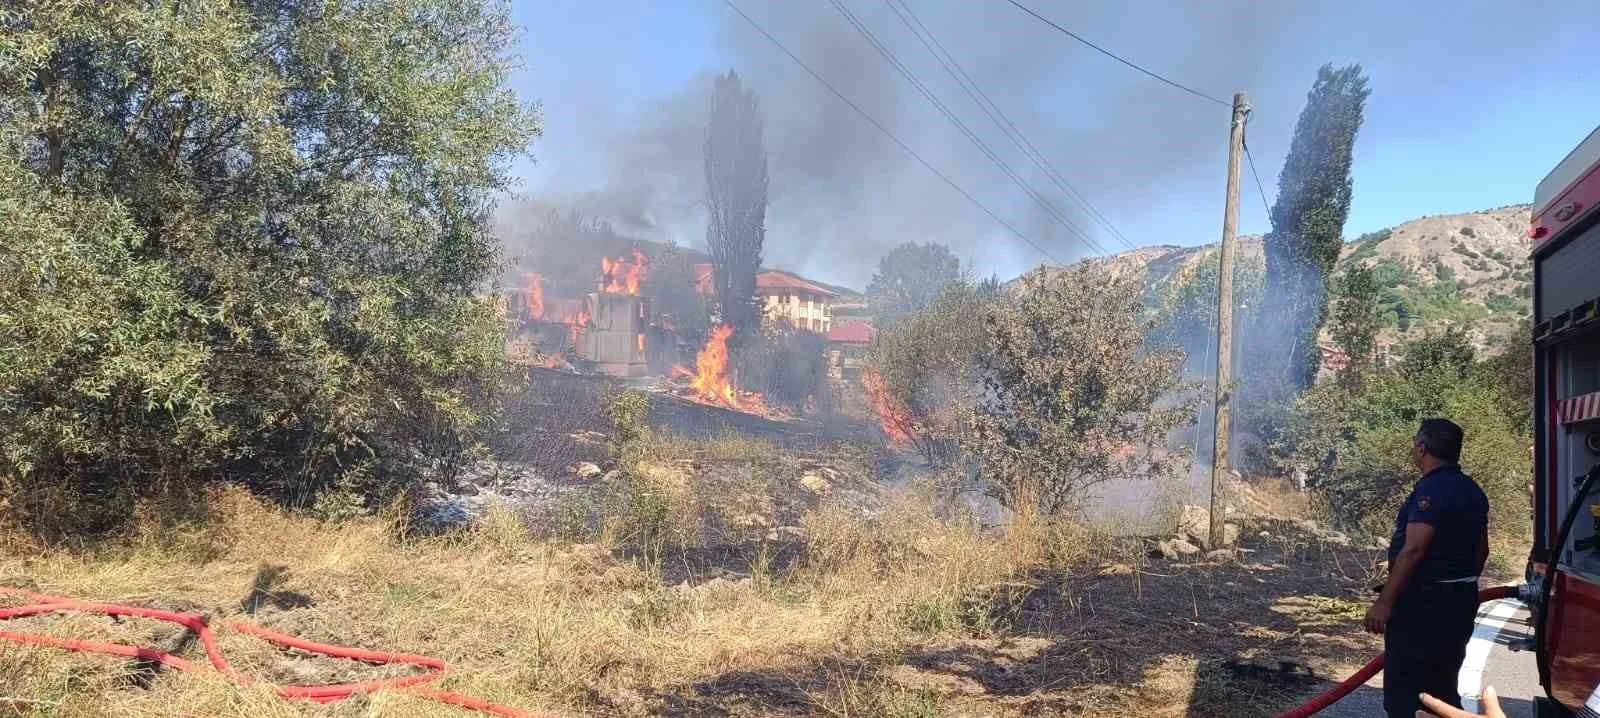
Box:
left=581, top=291, right=650, bottom=377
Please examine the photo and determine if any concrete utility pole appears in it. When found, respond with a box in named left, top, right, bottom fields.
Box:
left=1209, top=92, right=1249, bottom=550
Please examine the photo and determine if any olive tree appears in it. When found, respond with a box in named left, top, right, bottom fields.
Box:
left=966, top=266, right=1191, bottom=515
left=0, top=0, right=539, bottom=534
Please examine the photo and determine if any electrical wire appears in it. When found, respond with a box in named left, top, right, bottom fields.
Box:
left=883, top=0, right=1138, bottom=252
left=720, top=0, right=1063, bottom=264
left=1244, top=142, right=1273, bottom=221
left=826, top=0, right=1109, bottom=257
left=1001, top=0, right=1230, bottom=108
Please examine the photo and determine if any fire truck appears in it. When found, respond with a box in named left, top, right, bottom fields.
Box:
left=1529, top=124, right=1600, bottom=716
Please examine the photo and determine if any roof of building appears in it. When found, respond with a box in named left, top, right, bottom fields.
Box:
left=826, top=318, right=876, bottom=344
left=757, top=270, right=838, bottom=296
left=692, top=264, right=840, bottom=298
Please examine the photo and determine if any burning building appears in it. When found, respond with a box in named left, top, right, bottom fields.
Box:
left=501, top=251, right=654, bottom=377
left=577, top=251, right=651, bottom=376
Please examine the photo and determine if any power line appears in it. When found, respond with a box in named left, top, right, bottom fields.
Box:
left=883, top=0, right=1138, bottom=252
left=827, top=0, right=1109, bottom=256
left=1001, top=0, right=1230, bottom=108
left=719, top=0, right=1063, bottom=264
left=1243, top=143, right=1273, bottom=221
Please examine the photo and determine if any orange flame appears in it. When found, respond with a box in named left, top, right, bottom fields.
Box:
left=568, top=307, right=590, bottom=346
left=636, top=334, right=646, bottom=353
left=601, top=249, right=648, bottom=294
left=669, top=324, right=764, bottom=413
left=863, top=368, right=915, bottom=446
left=524, top=273, right=545, bottom=320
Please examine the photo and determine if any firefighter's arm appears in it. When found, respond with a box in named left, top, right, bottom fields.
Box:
left=1364, top=521, right=1435, bottom=633
left=1476, top=522, right=1489, bottom=575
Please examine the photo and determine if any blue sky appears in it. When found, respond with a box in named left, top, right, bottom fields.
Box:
left=506, top=1, right=1600, bottom=288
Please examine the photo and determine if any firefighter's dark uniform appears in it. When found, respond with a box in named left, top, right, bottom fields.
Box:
left=1382, top=463, right=1489, bottom=717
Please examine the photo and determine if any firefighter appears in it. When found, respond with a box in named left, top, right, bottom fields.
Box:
left=1362, top=418, right=1490, bottom=718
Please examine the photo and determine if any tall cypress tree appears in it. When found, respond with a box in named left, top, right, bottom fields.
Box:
left=1260, top=64, right=1370, bottom=392
left=704, top=70, right=768, bottom=341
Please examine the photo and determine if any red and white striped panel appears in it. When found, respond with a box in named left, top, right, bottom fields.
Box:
left=1558, top=391, right=1600, bottom=425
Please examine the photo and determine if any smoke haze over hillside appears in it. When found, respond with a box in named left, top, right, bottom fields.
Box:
left=506, top=0, right=1598, bottom=288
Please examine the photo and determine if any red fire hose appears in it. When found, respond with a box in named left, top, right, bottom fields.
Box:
left=1274, top=584, right=1519, bottom=718
left=0, top=587, right=548, bottom=717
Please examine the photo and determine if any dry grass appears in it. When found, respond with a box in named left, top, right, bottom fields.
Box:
left=0, top=446, right=1389, bottom=718
left=0, top=472, right=1054, bottom=717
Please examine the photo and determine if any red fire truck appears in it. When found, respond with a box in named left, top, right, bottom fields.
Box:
left=1529, top=124, right=1600, bottom=716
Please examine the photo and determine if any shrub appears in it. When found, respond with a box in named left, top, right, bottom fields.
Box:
left=739, top=326, right=832, bottom=415
left=866, top=282, right=990, bottom=465
left=1285, top=330, right=1532, bottom=552
left=604, top=390, right=652, bottom=464
left=966, top=266, right=1191, bottom=515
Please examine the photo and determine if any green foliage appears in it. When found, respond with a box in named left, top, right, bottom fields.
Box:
left=1331, top=263, right=1380, bottom=387
left=1285, top=332, right=1531, bottom=545
left=1257, top=63, right=1370, bottom=397
left=647, top=241, right=713, bottom=345
left=739, top=325, right=831, bottom=414
left=867, top=282, right=990, bottom=465
left=866, top=242, right=964, bottom=326
left=1485, top=292, right=1526, bottom=315
left=704, top=70, right=768, bottom=340
left=1345, top=228, right=1392, bottom=263
left=1368, top=257, right=1410, bottom=289
left=966, top=267, right=1191, bottom=515
left=604, top=390, right=652, bottom=463
left=1406, top=278, right=1488, bottom=325
left=0, top=0, right=538, bottom=536
left=1400, top=327, right=1476, bottom=378
left=1147, top=251, right=1265, bottom=376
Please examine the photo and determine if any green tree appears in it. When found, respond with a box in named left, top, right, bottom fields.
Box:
left=0, top=0, right=538, bottom=534
left=1147, top=251, right=1266, bottom=377
left=1400, top=327, right=1476, bottom=378
left=1285, top=332, right=1531, bottom=555
left=1256, top=64, right=1370, bottom=395
left=704, top=70, right=767, bottom=340
left=645, top=241, right=712, bottom=347
left=866, top=281, right=989, bottom=465
left=865, top=242, right=963, bottom=325
left=966, top=267, right=1191, bottom=515
left=1331, top=263, right=1380, bottom=388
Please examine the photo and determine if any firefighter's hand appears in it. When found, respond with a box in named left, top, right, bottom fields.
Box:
left=1362, top=601, right=1391, bottom=634
left=1416, top=685, right=1505, bottom=718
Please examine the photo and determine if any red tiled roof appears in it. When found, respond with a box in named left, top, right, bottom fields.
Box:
left=826, top=318, right=875, bottom=344
left=692, top=265, right=838, bottom=298
left=757, top=271, right=838, bottom=297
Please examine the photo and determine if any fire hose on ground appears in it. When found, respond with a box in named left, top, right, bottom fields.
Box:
left=0, top=586, right=548, bottom=717
left=1273, top=584, right=1521, bottom=718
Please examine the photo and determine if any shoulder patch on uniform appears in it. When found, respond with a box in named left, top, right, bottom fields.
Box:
left=1417, top=496, right=1431, bottom=512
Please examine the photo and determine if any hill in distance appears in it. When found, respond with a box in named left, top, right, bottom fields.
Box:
left=1025, top=204, right=1533, bottom=351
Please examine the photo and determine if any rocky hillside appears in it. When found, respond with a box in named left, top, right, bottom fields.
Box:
left=1046, top=205, right=1533, bottom=351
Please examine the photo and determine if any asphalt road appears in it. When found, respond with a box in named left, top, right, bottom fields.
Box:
left=1322, top=593, right=1540, bottom=717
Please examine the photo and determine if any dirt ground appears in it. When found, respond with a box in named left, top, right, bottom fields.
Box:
left=623, top=515, right=1387, bottom=717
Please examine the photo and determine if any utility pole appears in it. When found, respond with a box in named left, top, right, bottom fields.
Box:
left=1209, top=92, right=1249, bottom=550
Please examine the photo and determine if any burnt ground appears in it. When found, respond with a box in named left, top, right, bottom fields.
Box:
left=627, top=517, right=1390, bottom=717
left=492, top=368, right=880, bottom=476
